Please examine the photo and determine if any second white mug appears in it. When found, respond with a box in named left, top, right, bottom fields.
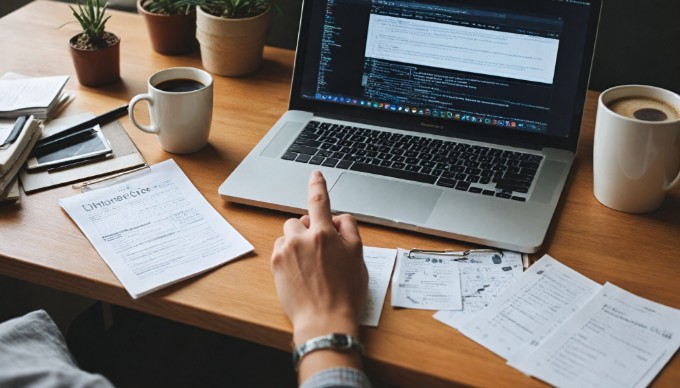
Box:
left=129, top=67, right=213, bottom=154
left=593, top=85, right=680, bottom=213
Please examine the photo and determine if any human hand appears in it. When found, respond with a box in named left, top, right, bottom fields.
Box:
left=271, top=171, right=368, bottom=378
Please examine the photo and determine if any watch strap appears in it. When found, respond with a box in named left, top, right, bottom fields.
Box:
left=293, top=333, right=364, bottom=371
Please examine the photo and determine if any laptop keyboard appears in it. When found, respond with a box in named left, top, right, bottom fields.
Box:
left=281, top=121, right=543, bottom=201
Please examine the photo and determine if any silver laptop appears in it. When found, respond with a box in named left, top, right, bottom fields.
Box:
left=219, top=0, right=601, bottom=253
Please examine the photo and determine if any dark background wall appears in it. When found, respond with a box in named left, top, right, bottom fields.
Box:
left=1, top=0, right=678, bottom=93
left=589, top=0, right=680, bottom=93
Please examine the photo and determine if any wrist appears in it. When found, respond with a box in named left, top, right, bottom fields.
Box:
left=293, top=332, right=364, bottom=382
left=293, top=333, right=364, bottom=370
left=292, top=314, right=359, bottom=346
left=291, top=313, right=363, bottom=382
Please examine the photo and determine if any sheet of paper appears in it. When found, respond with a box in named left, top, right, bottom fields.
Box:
left=459, top=255, right=600, bottom=360
left=0, top=75, right=68, bottom=113
left=391, top=248, right=463, bottom=310
left=360, top=247, right=397, bottom=327
left=59, top=159, right=254, bottom=299
left=433, top=250, right=523, bottom=329
left=511, top=282, right=680, bottom=388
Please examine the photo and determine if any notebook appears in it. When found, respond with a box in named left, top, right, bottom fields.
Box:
left=219, top=0, right=601, bottom=253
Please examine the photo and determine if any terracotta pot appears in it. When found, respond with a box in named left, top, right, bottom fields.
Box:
left=69, top=33, right=120, bottom=87
left=195, top=6, right=271, bottom=77
left=137, top=0, right=197, bottom=55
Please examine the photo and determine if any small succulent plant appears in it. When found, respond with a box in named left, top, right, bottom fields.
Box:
left=70, top=0, right=112, bottom=48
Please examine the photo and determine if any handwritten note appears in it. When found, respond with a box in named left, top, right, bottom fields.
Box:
left=459, top=255, right=600, bottom=360
left=433, top=250, right=523, bottom=329
left=391, top=248, right=463, bottom=310
left=511, top=282, right=680, bottom=388
left=360, top=247, right=397, bottom=327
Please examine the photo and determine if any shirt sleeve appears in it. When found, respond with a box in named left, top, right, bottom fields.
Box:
left=300, top=366, right=372, bottom=388
left=0, top=309, right=114, bottom=388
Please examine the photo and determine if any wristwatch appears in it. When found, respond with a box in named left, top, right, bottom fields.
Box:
left=293, top=333, right=365, bottom=370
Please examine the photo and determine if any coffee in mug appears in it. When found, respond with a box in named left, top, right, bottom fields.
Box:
left=607, top=96, right=680, bottom=122
left=155, top=78, right=206, bottom=93
left=593, top=85, right=680, bottom=213
left=128, top=67, right=213, bottom=154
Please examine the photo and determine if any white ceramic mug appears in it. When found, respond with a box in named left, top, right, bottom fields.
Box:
left=129, top=67, right=213, bottom=154
left=593, top=85, right=680, bottom=213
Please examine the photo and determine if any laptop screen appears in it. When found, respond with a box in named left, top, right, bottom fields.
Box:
left=289, top=0, right=601, bottom=151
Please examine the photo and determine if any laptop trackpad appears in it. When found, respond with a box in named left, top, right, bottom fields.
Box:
left=329, top=173, right=442, bottom=224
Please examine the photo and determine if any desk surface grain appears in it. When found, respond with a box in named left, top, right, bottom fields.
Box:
left=1, top=2, right=679, bottom=386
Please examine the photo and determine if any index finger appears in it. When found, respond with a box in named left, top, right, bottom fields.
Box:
left=307, top=170, right=333, bottom=227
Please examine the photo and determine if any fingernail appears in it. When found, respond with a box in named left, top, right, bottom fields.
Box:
left=312, top=170, right=322, bottom=178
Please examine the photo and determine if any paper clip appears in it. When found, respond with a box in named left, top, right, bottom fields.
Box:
left=407, top=248, right=504, bottom=259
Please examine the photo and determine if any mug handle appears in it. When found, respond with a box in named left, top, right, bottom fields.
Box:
left=128, top=94, right=159, bottom=134
left=666, top=170, right=680, bottom=190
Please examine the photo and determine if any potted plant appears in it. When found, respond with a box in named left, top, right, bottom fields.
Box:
left=189, top=0, right=274, bottom=76
left=137, top=0, right=197, bottom=55
left=69, top=0, right=121, bottom=87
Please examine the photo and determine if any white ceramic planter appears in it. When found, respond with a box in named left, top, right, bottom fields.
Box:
left=195, top=6, right=271, bottom=76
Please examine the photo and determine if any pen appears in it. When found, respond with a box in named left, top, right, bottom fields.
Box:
left=33, top=128, right=97, bottom=156
left=47, top=152, right=112, bottom=173
left=36, top=104, right=128, bottom=146
left=0, top=115, right=28, bottom=149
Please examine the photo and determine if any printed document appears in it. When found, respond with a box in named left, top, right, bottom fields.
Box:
left=511, top=282, right=680, bottom=388
left=60, top=159, right=254, bottom=299
left=433, top=250, right=523, bottom=329
left=360, top=247, right=397, bottom=327
left=391, top=248, right=463, bottom=310
left=459, top=255, right=600, bottom=360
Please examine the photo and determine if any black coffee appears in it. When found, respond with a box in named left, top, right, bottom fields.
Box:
left=607, top=96, right=680, bottom=122
left=155, top=78, right=205, bottom=93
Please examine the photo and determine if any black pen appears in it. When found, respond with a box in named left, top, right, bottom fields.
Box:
left=33, top=127, right=97, bottom=156
left=36, top=104, right=128, bottom=146
left=47, top=152, right=113, bottom=173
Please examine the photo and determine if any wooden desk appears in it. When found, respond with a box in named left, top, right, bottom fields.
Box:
left=1, top=2, right=679, bottom=386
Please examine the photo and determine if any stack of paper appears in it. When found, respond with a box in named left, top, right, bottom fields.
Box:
left=456, top=255, right=680, bottom=387
left=0, top=74, right=71, bottom=119
left=390, top=251, right=680, bottom=385
left=0, top=115, right=42, bottom=202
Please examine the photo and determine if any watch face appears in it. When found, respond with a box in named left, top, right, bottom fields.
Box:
left=332, top=334, right=350, bottom=347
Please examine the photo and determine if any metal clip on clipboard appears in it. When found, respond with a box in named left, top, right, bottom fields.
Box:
left=72, top=164, right=151, bottom=192
left=406, top=248, right=505, bottom=261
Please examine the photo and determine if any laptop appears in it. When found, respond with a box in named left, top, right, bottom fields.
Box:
left=219, top=0, right=601, bottom=253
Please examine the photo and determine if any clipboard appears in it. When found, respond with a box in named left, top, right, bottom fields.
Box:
left=20, top=119, right=146, bottom=193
